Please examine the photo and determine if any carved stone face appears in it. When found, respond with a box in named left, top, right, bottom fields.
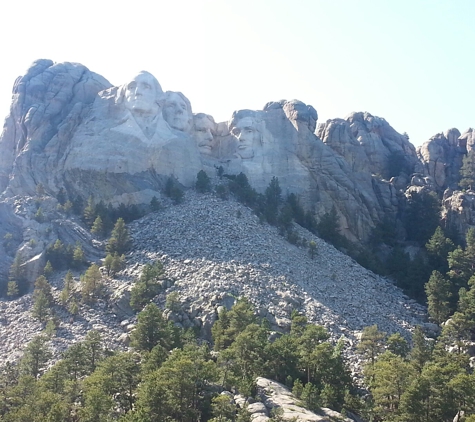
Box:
left=124, top=73, right=159, bottom=116
left=163, top=92, right=191, bottom=131
left=231, top=116, right=260, bottom=159
left=193, top=115, right=216, bottom=155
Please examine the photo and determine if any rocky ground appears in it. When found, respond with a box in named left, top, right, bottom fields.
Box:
left=0, top=190, right=429, bottom=378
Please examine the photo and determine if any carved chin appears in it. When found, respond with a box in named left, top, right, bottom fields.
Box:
left=238, top=147, right=254, bottom=159
left=127, top=102, right=157, bottom=115
left=170, top=117, right=188, bottom=131
left=199, top=145, right=212, bottom=155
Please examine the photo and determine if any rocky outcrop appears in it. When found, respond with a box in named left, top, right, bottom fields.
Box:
left=0, top=59, right=111, bottom=195
left=0, top=191, right=426, bottom=379
left=1, top=58, right=474, bottom=283
left=417, top=128, right=467, bottom=191
left=0, top=60, right=429, bottom=245
left=254, top=377, right=354, bottom=421
left=415, top=127, right=475, bottom=238
left=442, top=189, right=475, bottom=236
left=318, top=112, right=419, bottom=180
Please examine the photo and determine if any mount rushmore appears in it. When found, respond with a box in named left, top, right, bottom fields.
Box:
left=0, top=59, right=474, bottom=283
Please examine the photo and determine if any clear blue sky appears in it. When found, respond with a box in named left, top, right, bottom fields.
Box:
left=0, top=0, right=473, bottom=147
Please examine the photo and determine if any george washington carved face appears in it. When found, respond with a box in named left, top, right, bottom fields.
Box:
left=124, top=73, right=161, bottom=116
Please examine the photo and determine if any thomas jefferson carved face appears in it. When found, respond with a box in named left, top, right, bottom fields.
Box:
left=163, top=92, right=192, bottom=131
left=124, top=72, right=161, bottom=116
left=193, top=114, right=216, bottom=155
left=231, top=116, right=260, bottom=159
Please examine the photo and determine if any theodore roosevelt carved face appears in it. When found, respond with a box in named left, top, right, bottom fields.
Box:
left=192, top=113, right=216, bottom=155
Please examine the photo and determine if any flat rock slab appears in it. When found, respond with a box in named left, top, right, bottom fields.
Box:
left=256, top=378, right=353, bottom=422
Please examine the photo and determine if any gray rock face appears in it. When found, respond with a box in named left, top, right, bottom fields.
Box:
left=318, top=112, right=419, bottom=179
left=255, top=377, right=353, bottom=421
left=206, top=102, right=416, bottom=241
left=0, top=191, right=426, bottom=379
left=125, top=191, right=425, bottom=369
left=417, top=128, right=467, bottom=191
left=3, top=58, right=475, bottom=253
left=415, top=127, right=475, bottom=239
left=0, top=60, right=111, bottom=195
left=0, top=60, right=426, bottom=244
left=442, top=189, right=475, bottom=236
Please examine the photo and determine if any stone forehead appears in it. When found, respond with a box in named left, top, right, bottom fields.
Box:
left=235, top=116, right=256, bottom=127
left=125, top=71, right=163, bottom=94
left=164, top=91, right=192, bottom=114
left=194, top=113, right=215, bottom=126
left=229, top=109, right=261, bottom=131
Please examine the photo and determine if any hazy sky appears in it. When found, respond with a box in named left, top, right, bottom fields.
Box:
left=0, top=0, right=473, bottom=147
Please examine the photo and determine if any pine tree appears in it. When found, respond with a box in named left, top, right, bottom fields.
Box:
left=264, top=176, right=282, bottom=225
left=91, top=215, right=104, bottom=237
left=81, top=264, right=104, bottom=304
left=297, top=323, right=330, bottom=383
left=36, top=183, right=45, bottom=196
left=308, top=240, right=317, bottom=259
left=447, top=229, right=475, bottom=291
left=410, top=326, right=432, bottom=373
left=317, top=206, right=342, bottom=246
left=403, top=190, right=440, bottom=243
left=357, top=325, right=385, bottom=371
left=32, top=290, right=51, bottom=322
left=9, top=252, right=28, bottom=296
left=60, top=271, right=73, bottom=305
left=370, top=351, right=415, bottom=420
left=210, top=395, right=237, bottom=422
left=35, top=207, right=44, bottom=222
left=84, top=330, right=103, bottom=372
left=20, top=335, right=51, bottom=379
left=195, top=170, right=211, bottom=193
left=34, top=275, right=54, bottom=302
left=104, top=254, right=114, bottom=276
left=69, top=299, right=79, bottom=317
left=150, top=195, right=160, bottom=211
left=6, top=280, right=19, bottom=298
left=106, top=218, right=131, bottom=255
left=165, top=177, right=184, bottom=203
left=83, top=196, right=96, bottom=227
left=72, top=242, right=86, bottom=268
left=43, top=260, right=53, bottom=277
left=56, top=187, right=67, bottom=205
left=111, top=253, right=125, bottom=275
left=425, top=270, right=452, bottom=324
left=130, top=303, right=170, bottom=352
left=425, top=226, right=455, bottom=272
left=130, top=260, right=164, bottom=311
left=386, top=333, right=410, bottom=358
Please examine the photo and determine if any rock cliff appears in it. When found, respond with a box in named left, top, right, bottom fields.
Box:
left=0, top=58, right=473, bottom=283
left=0, top=60, right=422, bottom=245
